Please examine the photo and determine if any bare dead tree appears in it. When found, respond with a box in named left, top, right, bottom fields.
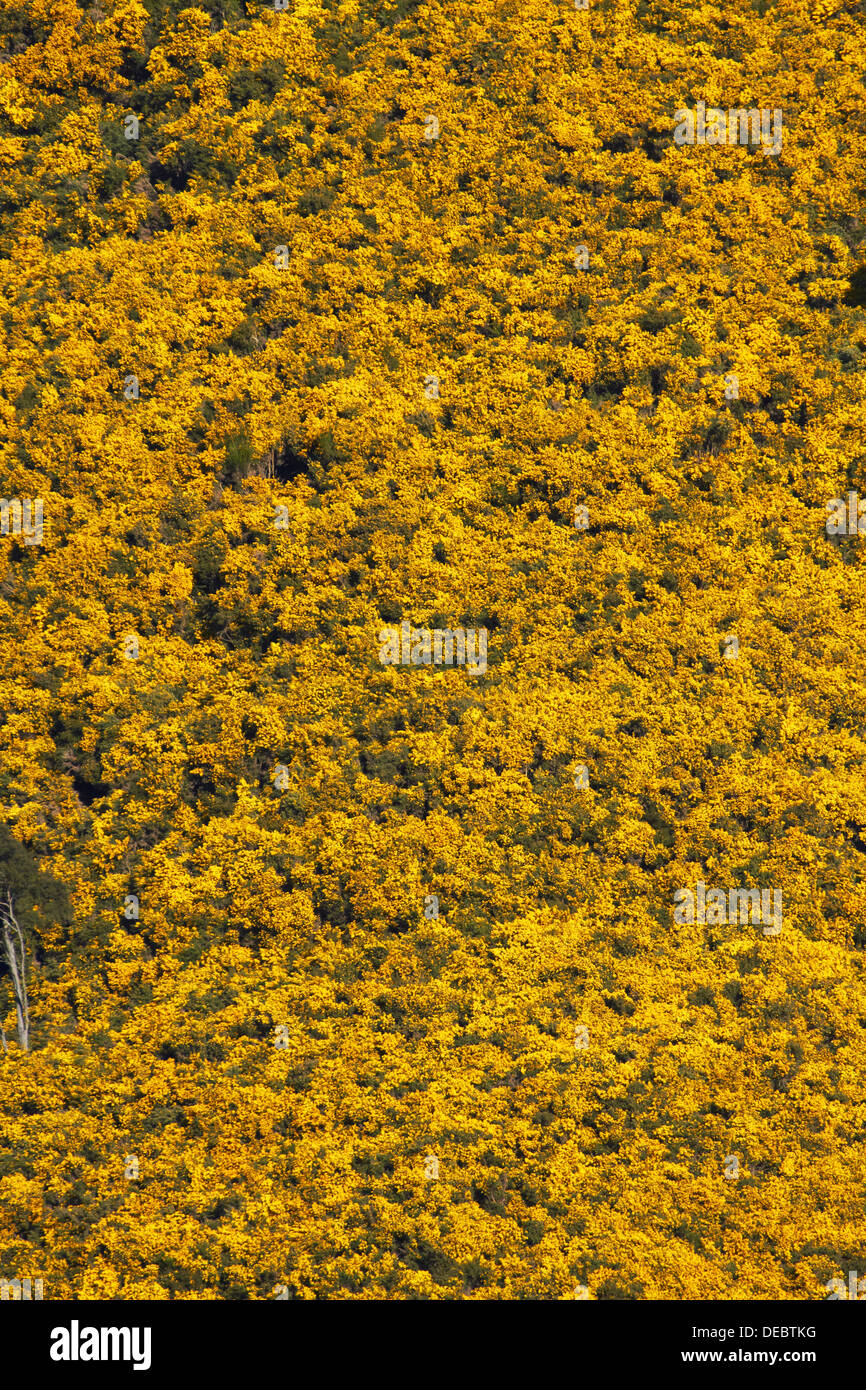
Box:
left=0, top=889, right=29, bottom=1052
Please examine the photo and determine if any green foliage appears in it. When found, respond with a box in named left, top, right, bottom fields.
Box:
left=0, top=827, right=71, bottom=935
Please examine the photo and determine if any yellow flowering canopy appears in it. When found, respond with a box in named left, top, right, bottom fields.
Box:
left=0, top=0, right=864, bottom=1299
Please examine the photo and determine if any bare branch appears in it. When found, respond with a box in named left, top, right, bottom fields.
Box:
left=0, top=888, right=29, bottom=1052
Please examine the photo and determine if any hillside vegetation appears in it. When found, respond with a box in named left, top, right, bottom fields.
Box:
left=1, top=0, right=865, bottom=1299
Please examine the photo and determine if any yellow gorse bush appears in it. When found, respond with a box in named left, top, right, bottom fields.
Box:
left=0, top=0, right=864, bottom=1299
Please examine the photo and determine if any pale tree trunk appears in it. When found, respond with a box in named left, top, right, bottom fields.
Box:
left=0, top=890, right=29, bottom=1052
